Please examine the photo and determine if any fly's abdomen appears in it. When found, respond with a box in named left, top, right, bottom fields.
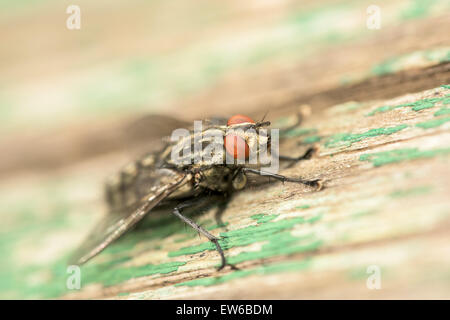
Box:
left=104, top=161, right=140, bottom=211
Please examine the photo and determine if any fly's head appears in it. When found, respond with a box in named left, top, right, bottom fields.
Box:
left=224, top=114, right=272, bottom=168
left=222, top=114, right=274, bottom=191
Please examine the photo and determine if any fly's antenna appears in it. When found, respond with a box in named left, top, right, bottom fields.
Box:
left=261, top=110, right=270, bottom=122
left=254, top=121, right=271, bottom=128
left=253, top=110, right=270, bottom=129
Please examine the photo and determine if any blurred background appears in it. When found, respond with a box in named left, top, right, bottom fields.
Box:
left=1, top=0, right=449, bottom=172
left=0, top=0, right=449, bottom=299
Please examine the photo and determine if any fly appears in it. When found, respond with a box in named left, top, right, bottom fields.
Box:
left=69, top=114, right=322, bottom=270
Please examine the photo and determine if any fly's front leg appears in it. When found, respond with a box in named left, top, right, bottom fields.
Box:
left=214, top=195, right=231, bottom=229
left=279, top=147, right=315, bottom=162
left=242, top=168, right=323, bottom=190
left=279, top=112, right=303, bottom=135
left=172, top=198, right=236, bottom=270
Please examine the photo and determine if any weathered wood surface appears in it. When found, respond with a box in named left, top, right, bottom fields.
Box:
left=0, top=0, right=449, bottom=299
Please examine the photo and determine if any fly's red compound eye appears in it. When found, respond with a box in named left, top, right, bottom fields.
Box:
left=224, top=134, right=249, bottom=160
left=225, top=114, right=253, bottom=159
left=227, top=114, right=255, bottom=126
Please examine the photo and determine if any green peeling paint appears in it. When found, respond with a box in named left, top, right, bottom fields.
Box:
left=415, top=116, right=450, bottom=129
left=5, top=253, right=176, bottom=298
left=229, top=234, right=321, bottom=265
left=401, top=0, right=439, bottom=20
left=273, top=116, right=291, bottom=127
left=325, top=125, right=408, bottom=148
left=303, top=135, right=322, bottom=144
left=175, top=259, right=311, bottom=287
left=11, top=212, right=192, bottom=294
left=0, top=184, right=93, bottom=299
left=347, top=266, right=376, bottom=281
left=371, top=56, right=398, bottom=76
left=305, top=212, right=323, bottom=224
left=169, top=215, right=323, bottom=266
left=367, top=105, right=397, bottom=115
left=117, top=292, right=130, bottom=297
left=371, top=48, right=450, bottom=77
left=0, top=258, right=69, bottom=299
left=359, top=147, right=450, bottom=167
left=207, top=222, right=229, bottom=230
left=434, top=108, right=450, bottom=116
left=250, top=214, right=277, bottom=224
left=352, top=209, right=377, bottom=219
left=103, top=211, right=200, bottom=255
left=366, top=94, right=450, bottom=116
left=174, top=234, right=197, bottom=243
left=348, top=266, right=392, bottom=282
left=282, top=128, right=317, bottom=138
left=389, top=186, right=432, bottom=198
left=81, top=261, right=186, bottom=287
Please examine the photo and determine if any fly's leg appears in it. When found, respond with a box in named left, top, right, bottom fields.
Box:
left=172, top=199, right=236, bottom=270
left=214, top=196, right=231, bottom=229
left=279, top=147, right=315, bottom=162
left=279, top=112, right=303, bottom=134
left=242, top=168, right=323, bottom=190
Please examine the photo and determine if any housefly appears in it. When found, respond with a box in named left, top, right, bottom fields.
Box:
left=69, top=114, right=322, bottom=269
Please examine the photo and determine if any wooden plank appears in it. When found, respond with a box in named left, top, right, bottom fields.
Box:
left=0, top=0, right=449, bottom=300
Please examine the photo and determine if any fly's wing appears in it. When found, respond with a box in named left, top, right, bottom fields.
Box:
left=69, top=169, right=187, bottom=266
left=203, top=117, right=228, bottom=128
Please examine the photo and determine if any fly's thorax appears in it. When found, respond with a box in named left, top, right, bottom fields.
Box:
left=168, top=127, right=226, bottom=167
